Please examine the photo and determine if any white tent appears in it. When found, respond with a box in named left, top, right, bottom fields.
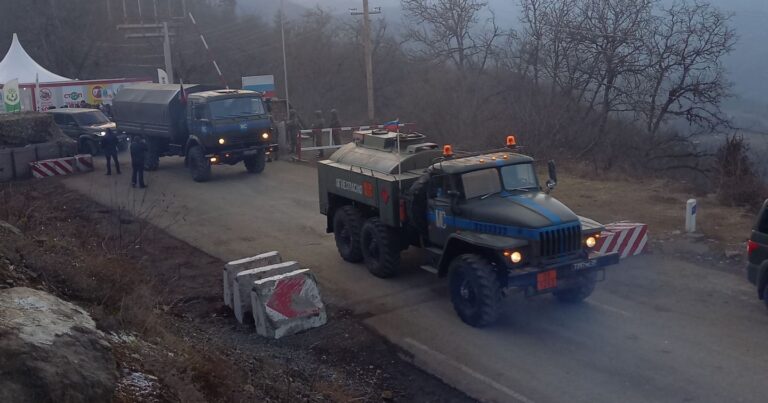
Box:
left=0, top=33, right=70, bottom=84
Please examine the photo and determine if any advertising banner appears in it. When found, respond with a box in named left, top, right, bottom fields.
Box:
left=3, top=79, right=21, bottom=112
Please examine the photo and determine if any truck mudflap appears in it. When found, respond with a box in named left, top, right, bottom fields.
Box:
left=507, top=252, right=620, bottom=294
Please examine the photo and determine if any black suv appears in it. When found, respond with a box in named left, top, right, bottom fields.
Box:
left=47, top=108, right=126, bottom=155
left=748, top=199, right=768, bottom=308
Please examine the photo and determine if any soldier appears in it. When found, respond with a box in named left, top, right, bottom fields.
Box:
left=329, top=108, right=342, bottom=148
left=287, top=108, right=303, bottom=153
left=312, top=110, right=326, bottom=158
left=130, top=135, right=148, bottom=188
left=101, top=128, right=121, bottom=175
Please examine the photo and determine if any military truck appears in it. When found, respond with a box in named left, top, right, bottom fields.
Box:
left=747, top=199, right=768, bottom=308
left=112, top=83, right=278, bottom=182
left=318, top=130, right=620, bottom=327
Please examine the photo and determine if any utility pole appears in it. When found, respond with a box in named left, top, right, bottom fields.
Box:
left=162, top=22, right=174, bottom=84
left=118, top=22, right=178, bottom=83
left=351, top=1, right=381, bottom=124
left=281, top=0, right=290, bottom=122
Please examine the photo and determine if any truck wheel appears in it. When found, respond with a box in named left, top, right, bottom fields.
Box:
left=333, top=206, right=364, bottom=262
left=144, top=140, right=160, bottom=171
left=553, top=272, right=598, bottom=303
left=244, top=150, right=266, bottom=173
left=361, top=218, right=401, bottom=278
left=448, top=254, right=501, bottom=327
left=188, top=145, right=211, bottom=182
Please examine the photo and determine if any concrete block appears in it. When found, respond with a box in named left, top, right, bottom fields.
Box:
left=74, top=154, right=94, bottom=171
left=0, top=149, right=13, bottom=182
left=251, top=269, right=327, bottom=339
left=233, top=261, right=299, bottom=324
left=223, top=251, right=281, bottom=309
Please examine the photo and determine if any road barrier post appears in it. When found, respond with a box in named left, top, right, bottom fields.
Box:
left=685, top=199, right=697, bottom=233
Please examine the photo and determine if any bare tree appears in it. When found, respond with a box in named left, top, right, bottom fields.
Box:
left=401, top=0, right=502, bottom=74
left=639, top=0, right=735, bottom=138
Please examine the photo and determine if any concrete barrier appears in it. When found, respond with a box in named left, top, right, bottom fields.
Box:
left=251, top=269, right=327, bottom=339
left=595, top=222, right=648, bottom=259
left=232, top=261, right=300, bottom=324
left=223, top=251, right=282, bottom=309
left=74, top=154, right=94, bottom=172
left=30, top=157, right=77, bottom=178
left=0, top=149, right=13, bottom=182
left=0, top=142, right=77, bottom=181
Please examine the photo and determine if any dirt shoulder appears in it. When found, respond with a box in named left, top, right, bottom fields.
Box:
left=0, top=180, right=472, bottom=403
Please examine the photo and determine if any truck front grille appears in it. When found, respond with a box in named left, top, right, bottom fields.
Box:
left=539, top=225, right=581, bottom=257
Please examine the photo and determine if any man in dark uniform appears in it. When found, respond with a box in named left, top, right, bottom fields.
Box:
left=130, top=135, right=148, bottom=188
left=101, top=128, right=121, bottom=175
left=329, top=109, right=342, bottom=148
left=312, top=110, right=326, bottom=158
left=287, top=108, right=304, bottom=153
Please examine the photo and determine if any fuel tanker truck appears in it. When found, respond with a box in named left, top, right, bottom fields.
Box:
left=317, top=130, right=619, bottom=327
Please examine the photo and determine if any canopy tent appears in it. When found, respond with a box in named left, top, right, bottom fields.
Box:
left=0, top=33, right=70, bottom=84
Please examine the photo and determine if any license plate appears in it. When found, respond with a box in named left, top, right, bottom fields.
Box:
left=537, top=270, right=557, bottom=291
left=572, top=259, right=598, bottom=271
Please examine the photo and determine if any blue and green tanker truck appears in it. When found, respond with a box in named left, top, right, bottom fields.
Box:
left=113, top=83, right=278, bottom=182
left=318, top=130, right=620, bottom=327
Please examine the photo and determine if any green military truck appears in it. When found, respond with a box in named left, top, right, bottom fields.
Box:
left=113, top=83, right=278, bottom=182
left=318, top=130, right=620, bottom=327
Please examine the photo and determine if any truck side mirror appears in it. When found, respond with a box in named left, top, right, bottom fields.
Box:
left=546, top=160, right=557, bottom=192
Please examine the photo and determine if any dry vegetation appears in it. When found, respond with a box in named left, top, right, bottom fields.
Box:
left=0, top=180, right=471, bottom=403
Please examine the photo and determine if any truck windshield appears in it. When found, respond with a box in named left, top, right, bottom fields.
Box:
left=208, top=97, right=266, bottom=119
left=73, top=111, right=110, bottom=126
left=500, top=163, right=539, bottom=190
left=461, top=163, right=539, bottom=199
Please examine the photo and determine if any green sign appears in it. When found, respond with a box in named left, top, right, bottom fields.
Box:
left=3, top=79, right=21, bottom=112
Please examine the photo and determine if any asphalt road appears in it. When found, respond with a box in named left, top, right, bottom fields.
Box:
left=63, top=156, right=768, bottom=403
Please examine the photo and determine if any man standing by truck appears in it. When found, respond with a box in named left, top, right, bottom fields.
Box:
left=101, top=128, right=121, bottom=176
left=130, top=135, right=148, bottom=188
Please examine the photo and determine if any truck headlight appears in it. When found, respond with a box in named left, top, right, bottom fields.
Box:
left=218, top=138, right=225, bottom=145
left=261, top=132, right=269, bottom=139
left=98, top=131, right=106, bottom=136
left=504, top=250, right=523, bottom=263
left=585, top=236, right=597, bottom=248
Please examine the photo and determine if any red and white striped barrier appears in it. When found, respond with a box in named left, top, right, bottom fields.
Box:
left=595, top=222, right=648, bottom=259
left=251, top=268, right=327, bottom=339
left=74, top=154, right=94, bottom=172
left=30, top=157, right=77, bottom=178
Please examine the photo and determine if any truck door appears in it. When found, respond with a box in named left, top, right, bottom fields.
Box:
left=427, top=175, right=455, bottom=247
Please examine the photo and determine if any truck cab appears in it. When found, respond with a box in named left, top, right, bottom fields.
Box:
left=185, top=90, right=274, bottom=158
left=748, top=199, right=768, bottom=307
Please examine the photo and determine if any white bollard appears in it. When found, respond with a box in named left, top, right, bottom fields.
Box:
left=685, top=199, right=697, bottom=233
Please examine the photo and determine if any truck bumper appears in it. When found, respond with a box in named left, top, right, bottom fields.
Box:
left=507, top=252, right=620, bottom=294
left=208, top=143, right=279, bottom=164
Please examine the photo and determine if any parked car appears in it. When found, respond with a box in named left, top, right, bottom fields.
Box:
left=748, top=199, right=768, bottom=308
left=47, top=108, right=127, bottom=155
